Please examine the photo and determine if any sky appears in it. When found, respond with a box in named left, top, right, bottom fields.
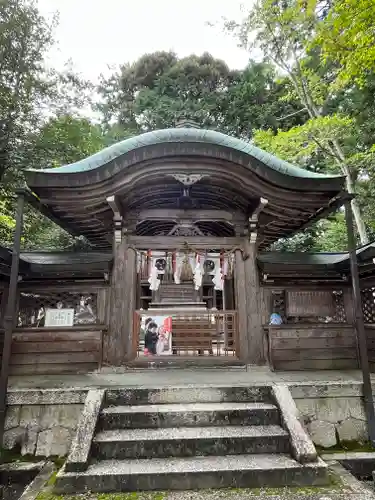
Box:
left=37, top=0, right=251, bottom=82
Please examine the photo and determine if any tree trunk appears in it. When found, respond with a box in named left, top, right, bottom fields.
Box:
left=286, top=68, right=369, bottom=245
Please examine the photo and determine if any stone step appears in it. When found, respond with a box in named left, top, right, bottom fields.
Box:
left=99, top=402, right=280, bottom=430
left=105, top=385, right=273, bottom=406
left=55, top=454, right=328, bottom=493
left=92, top=425, right=290, bottom=459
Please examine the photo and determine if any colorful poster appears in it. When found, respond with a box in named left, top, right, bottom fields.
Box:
left=141, top=315, right=172, bottom=356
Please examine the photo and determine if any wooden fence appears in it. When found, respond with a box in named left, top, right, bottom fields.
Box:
left=266, top=324, right=358, bottom=370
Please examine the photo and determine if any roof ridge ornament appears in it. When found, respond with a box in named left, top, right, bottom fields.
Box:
left=175, top=119, right=201, bottom=129
left=171, top=173, right=206, bottom=186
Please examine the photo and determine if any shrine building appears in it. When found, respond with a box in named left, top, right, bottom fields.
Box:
left=1, top=123, right=375, bottom=375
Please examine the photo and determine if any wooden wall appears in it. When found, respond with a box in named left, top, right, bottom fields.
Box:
left=8, top=282, right=110, bottom=375
left=0, top=286, right=8, bottom=370
left=365, top=325, right=375, bottom=372
left=267, top=324, right=358, bottom=370
left=10, top=326, right=104, bottom=375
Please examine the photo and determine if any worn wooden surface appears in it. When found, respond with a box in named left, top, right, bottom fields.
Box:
left=365, top=325, right=375, bottom=372
left=234, top=249, right=247, bottom=361
left=267, top=324, right=358, bottom=370
left=286, top=290, right=336, bottom=317
left=106, top=238, right=128, bottom=365
left=245, top=242, right=264, bottom=365
left=9, top=327, right=103, bottom=375
left=124, top=247, right=137, bottom=361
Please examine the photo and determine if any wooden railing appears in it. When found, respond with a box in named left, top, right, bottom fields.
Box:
left=133, top=310, right=239, bottom=358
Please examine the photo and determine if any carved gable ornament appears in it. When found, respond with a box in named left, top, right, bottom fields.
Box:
left=171, top=174, right=207, bottom=186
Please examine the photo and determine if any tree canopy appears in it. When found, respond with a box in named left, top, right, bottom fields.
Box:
left=1, top=0, right=375, bottom=253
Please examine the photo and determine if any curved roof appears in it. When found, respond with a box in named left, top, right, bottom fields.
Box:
left=23, top=126, right=348, bottom=250
left=31, top=127, right=340, bottom=181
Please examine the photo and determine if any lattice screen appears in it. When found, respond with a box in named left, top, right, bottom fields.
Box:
left=284, top=289, right=347, bottom=323
left=18, top=290, right=98, bottom=327
left=332, top=290, right=347, bottom=322
left=361, top=287, right=375, bottom=323
left=271, top=290, right=286, bottom=320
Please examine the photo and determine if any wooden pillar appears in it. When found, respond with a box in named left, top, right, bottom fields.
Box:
left=234, top=250, right=249, bottom=361
left=124, top=246, right=137, bottom=361
left=104, top=199, right=138, bottom=366
left=244, top=240, right=264, bottom=365
left=0, top=192, right=24, bottom=443
left=0, top=285, right=9, bottom=328
left=105, top=238, right=128, bottom=365
left=345, top=200, right=375, bottom=444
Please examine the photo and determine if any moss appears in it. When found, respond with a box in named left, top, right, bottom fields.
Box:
left=0, top=448, right=40, bottom=464
left=317, top=440, right=375, bottom=454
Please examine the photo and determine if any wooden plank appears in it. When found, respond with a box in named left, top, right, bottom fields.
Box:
left=19, top=283, right=107, bottom=293
left=287, top=290, right=336, bottom=317
left=11, top=340, right=101, bottom=354
left=272, top=347, right=357, bottom=361
left=10, top=363, right=97, bottom=375
left=10, top=351, right=99, bottom=365
left=274, top=359, right=358, bottom=371
left=126, top=209, right=245, bottom=223
left=268, top=326, right=355, bottom=339
left=271, top=337, right=357, bottom=350
left=12, top=330, right=101, bottom=342
left=128, top=235, right=243, bottom=250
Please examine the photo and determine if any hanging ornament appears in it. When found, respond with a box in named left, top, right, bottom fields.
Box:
left=204, top=259, right=215, bottom=274
left=180, top=254, right=193, bottom=281
left=155, top=258, right=166, bottom=271
left=193, top=253, right=203, bottom=290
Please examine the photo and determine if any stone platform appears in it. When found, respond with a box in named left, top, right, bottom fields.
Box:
left=54, top=385, right=326, bottom=493
left=3, top=368, right=374, bottom=458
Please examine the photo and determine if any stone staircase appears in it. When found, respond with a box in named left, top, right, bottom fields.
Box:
left=55, top=385, right=327, bottom=493
left=149, top=281, right=206, bottom=311
left=159, top=282, right=196, bottom=303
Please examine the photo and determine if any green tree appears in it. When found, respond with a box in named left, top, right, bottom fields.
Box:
left=315, top=0, right=375, bottom=87
left=98, top=52, right=303, bottom=138
left=0, top=0, right=55, bottom=182
left=225, top=0, right=371, bottom=243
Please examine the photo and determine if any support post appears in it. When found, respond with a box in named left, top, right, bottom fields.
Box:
left=0, top=193, right=24, bottom=444
left=234, top=250, right=249, bottom=361
left=345, top=199, right=375, bottom=445
left=244, top=239, right=264, bottom=365
left=106, top=236, right=128, bottom=366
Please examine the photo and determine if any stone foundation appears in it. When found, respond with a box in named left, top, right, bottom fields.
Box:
left=3, top=390, right=86, bottom=457
left=2, top=382, right=370, bottom=456
left=290, top=382, right=367, bottom=448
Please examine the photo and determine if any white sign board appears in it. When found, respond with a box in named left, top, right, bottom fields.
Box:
left=45, top=308, right=75, bottom=327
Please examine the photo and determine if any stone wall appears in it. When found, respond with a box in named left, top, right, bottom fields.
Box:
left=2, top=382, right=370, bottom=456
left=3, top=389, right=86, bottom=457
left=290, top=382, right=367, bottom=448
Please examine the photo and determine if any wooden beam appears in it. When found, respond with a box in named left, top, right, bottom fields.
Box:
left=128, top=235, right=243, bottom=250
left=249, top=197, right=268, bottom=243
left=106, top=195, right=122, bottom=216
left=126, top=209, right=246, bottom=223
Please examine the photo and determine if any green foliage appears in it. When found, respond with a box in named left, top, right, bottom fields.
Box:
left=253, top=114, right=357, bottom=173
left=0, top=0, right=55, bottom=181
left=98, top=52, right=303, bottom=137
left=2, top=0, right=375, bottom=253
left=315, top=0, right=375, bottom=87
